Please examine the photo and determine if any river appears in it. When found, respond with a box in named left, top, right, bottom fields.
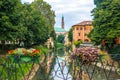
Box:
left=33, top=49, right=120, bottom=80
left=50, top=55, right=72, bottom=80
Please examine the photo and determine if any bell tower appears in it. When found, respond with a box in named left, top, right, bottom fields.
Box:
left=61, top=15, right=64, bottom=29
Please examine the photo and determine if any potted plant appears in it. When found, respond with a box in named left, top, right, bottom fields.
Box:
left=8, top=48, right=41, bottom=63
left=71, top=47, right=99, bottom=64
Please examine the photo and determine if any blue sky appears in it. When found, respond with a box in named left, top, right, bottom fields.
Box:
left=21, top=0, right=95, bottom=31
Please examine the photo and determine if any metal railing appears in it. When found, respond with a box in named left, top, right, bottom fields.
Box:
left=0, top=54, right=120, bottom=80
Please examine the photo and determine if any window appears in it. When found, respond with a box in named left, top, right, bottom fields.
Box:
left=78, top=39, right=82, bottom=41
left=76, top=27, right=79, bottom=30
left=80, top=27, right=82, bottom=30
left=84, top=27, right=86, bottom=30
left=84, top=33, right=87, bottom=36
left=78, top=33, right=80, bottom=36
left=85, top=39, right=89, bottom=42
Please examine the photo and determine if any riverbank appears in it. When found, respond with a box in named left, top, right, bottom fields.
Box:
left=31, top=53, right=55, bottom=80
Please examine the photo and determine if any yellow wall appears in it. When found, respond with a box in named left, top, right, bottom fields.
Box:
left=72, top=25, right=93, bottom=42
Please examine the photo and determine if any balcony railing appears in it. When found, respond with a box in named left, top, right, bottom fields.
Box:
left=0, top=54, right=120, bottom=80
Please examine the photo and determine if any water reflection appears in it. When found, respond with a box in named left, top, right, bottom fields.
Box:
left=33, top=49, right=120, bottom=80
left=50, top=56, right=72, bottom=80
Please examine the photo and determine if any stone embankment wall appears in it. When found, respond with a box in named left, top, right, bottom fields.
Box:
left=22, top=54, right=55, bottom=80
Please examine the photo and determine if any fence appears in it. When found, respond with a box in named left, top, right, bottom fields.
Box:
left=0, top=54, right=120, bottom=80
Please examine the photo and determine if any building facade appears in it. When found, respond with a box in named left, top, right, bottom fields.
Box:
left=72, top=21, right=93, bottom=42
left=54, top=27, right=66, bottom=37
left=54, top=16, right=66, bottom=37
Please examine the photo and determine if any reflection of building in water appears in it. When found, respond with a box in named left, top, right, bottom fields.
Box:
left=61, top=61, right=65, bottom=70
left=45, top=37, right=54, bottom=48
left=64, top=32, right=71, bottom=46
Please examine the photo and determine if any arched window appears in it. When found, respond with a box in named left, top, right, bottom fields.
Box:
left=84, top=39, right=89, bottom=42
left=78, top=39, right=82, bottom=41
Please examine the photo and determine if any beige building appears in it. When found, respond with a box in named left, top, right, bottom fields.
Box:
left=72, top=21, right=93, bottom=42
left=64, top=32, right=71, bottom=46
left=46, top=37, right=54, bottom=49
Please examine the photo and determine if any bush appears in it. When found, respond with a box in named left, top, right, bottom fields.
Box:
left=109, top=44, right=120, bottom=60
left=33, top=45, right=48, bottom=55
left=57, top=35, right=65, bottom=43
left=74, top=40, right=82, bottom=48
left=71, top=47, right=99, bottom=64
left=57, top=42, right=64, bottom=50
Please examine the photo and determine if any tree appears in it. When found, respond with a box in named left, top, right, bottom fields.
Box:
left=94, top=0, right=104, bottom=6
left=50, top=30, right=56, bottom=40
left=0, top=0, right=55, bottom=49
left=23, top=0, right=55, bottom=46
left=32, top=0, right=55, bottom=37
left=74, top=40, right=82, bottom=48
left=21, top=3, right=48, bottom=47
left=19, top=0, right=55, bottom=47
left=57, top=35, right=65, bottom=43
left=68, top=28, right=73, bottom=42
left=89, top=0, right=120, bottom=51
left=0, top=0, right=23, bottom=43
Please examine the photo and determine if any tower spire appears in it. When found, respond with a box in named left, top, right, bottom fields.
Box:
left=61, top=15, right=64, bottom=29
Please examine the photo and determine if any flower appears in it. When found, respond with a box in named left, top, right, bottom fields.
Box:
left=71, top=47, right=99, bottom=64
left=30, top=49, right=40, bottom=56
left=8, top=50, right=14, bottom=55
left=8, top=48, right=41, bottom=57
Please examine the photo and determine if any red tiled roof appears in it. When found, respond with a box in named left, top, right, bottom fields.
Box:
left=73, top=21, right=93, bottom=26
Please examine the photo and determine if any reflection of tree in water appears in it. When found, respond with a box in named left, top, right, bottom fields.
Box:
left=57, top=49, right=65, bottom=56
left=33, top=55, right=56, bottom=80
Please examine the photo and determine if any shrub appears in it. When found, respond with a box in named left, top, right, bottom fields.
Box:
left=74, top=40, right=82, bottom=48
left=109, top=45, right=120, bottom=61
left=71, top=47, right=99, bottom=64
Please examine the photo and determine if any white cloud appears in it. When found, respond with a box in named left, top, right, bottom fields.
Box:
left=21, top=0, right=34, bottom=3
left=43, top=0, right=61, bottom=3
left=43, top=0, right=95, bottom=30
left=22, top=0, right=95, bottom=31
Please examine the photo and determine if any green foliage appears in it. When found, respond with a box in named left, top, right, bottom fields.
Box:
left=50, top=30, right=56, bottom=40
left=32, top=0, right=55, bottom=36
left=22, top=1, right=55, bottom=47
left=109, top=45, right=120, bottom=60
left=56, top=42, right=64, bottom=50
left=0, top=59, right=32, bottom=80
left=90, top=0, right=120, bottom=50
left=33, top=45, right=48, bottom=54
left=109, top=45, right=120, bottom=54
left=94, top=0, right=104, bottom=6
left=68, top=28, right=73, bottom=42
left=57, top=35, right=65, bottom=43
left=0, top=0, right=22, bottom=41
left=74, top=40, right=82, bottom=48
left=0, top=0, right=55, bottom=48
left=65, top=44, right=72, bottom=51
